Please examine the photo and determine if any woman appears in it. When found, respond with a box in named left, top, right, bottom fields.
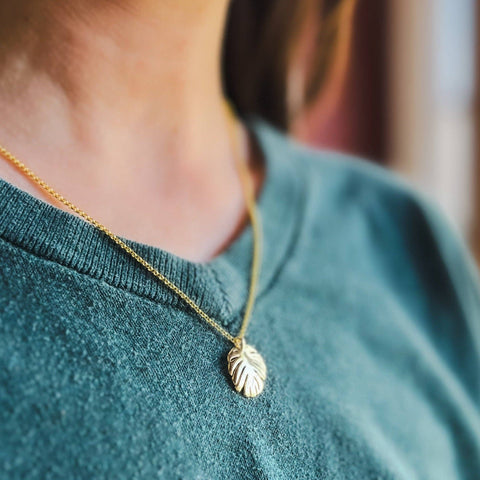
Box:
left=0, top=1, right=479, bottom=478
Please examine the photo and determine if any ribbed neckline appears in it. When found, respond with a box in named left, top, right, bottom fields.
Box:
left=0, top=114, right=302, bottom=332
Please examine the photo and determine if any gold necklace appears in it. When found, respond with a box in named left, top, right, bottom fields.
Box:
left=0, top=99, right=267, bottom=398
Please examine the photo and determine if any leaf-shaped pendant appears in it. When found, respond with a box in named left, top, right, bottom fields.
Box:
left=227, top=339, right=267, bottom=398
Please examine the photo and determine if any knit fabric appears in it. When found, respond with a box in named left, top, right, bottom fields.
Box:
left=1, top=115, right=479, bottom=479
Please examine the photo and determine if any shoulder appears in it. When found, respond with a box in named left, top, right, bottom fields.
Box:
left=284, top=129, right=432, bottom=222
left=251, top=114, right=433, bottom=220
left=259, top=117, right=469, bottom=257
left=286, top=121, right=480, bottom=319
left=253, top=116, right=480, bottom=285
left=263, top=119, right=480, bottom=400
left=289, top=126, right=478, bottom=274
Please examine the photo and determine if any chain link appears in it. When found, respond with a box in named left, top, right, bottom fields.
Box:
left=0, top=99, right=262, bottom=347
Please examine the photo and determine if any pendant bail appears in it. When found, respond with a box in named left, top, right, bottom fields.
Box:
left=233, top=336, right=244, bottom=350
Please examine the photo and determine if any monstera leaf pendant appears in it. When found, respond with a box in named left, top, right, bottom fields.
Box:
left=227, top=338, right=267, bottom=398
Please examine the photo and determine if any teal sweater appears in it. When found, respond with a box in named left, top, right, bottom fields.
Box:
left=1, top=115, right=479, bottom=479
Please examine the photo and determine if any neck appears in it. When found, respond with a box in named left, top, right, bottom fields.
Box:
left=0, top=0, right=230, bottom=158
left=0, top=0, right=264, bottom=262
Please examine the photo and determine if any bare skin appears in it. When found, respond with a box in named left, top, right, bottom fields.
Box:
left=0, top=0, right=265, bottom=262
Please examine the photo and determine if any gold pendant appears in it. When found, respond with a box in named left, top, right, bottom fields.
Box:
left=227, top=338, right=267, bottom=398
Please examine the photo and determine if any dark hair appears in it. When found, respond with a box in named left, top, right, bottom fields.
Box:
left=222, top=0, right=356, bottom=132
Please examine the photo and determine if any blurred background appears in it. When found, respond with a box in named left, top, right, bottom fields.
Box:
left=289, top=0, right=480, bottom=262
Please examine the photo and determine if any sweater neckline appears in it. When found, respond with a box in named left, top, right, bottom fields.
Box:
left=0, top=114, right=302, bottom=333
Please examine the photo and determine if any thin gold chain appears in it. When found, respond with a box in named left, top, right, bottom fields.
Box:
left=0, top=99, right=262, bottom=348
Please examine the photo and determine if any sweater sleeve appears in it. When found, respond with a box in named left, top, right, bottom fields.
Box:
left=400, top=191, right=480, bottom=405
